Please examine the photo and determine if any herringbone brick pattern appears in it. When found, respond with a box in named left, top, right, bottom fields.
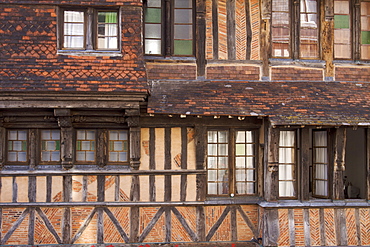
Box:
left=73, top=207, right=97, bottom=244
left=345, top=208, right=358, bottom=246
left=218, top=0, right=227, bottom=60
left=359, top=208, right=370, bottom=246
left=1, top=208, right=28, bottom=244
left=104, top=207, right=130, bottom=242
left=323, top=208, right=336, bottom=246
left=250, top=0, right=260, bottom=60
left=294, top=209, right=304, bottom=246
left=277, top=209, right=289, bottom=246
left=235, top=0, right=246, bottom=60
left=309, top=208, right=321, bottom=246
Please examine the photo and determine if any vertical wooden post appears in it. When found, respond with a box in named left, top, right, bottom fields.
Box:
left=260, top=0, right=271, bottom=79
left=227, top=0, right=236, bottom=60
left=164, top=128, right=171, bottom=202
left=55, top=109, right=73, bottom=170
left=301, top=128, right=310, bottom=201
left=262, top=209, right=279, bottom=246
left=180, top=127, right=188, bottom=201
left=333, top=128, right=346, bottom=200
left=29, top=129, right=37, bottom=170
left=0, top=127, right=5, bottom=169
left=322, top=0, right=334, bottom=79
left=196, top=0, right=206, bottom=77
left=97, top=129, right=107, bottom=168
left=292, top=0, right=300, bottom=59
left=149, top=128, right=156, bottom=201
left=265, top=126, right=279, bottom=201
left=212, top=0, right=219, bottom=59
left=367, top=129, right=370, bottom=200
left=353, top=0, right=361, bottom=60
left=28, top=176, right=36, bottom=245
left=63, top=175, right=72, bottom=244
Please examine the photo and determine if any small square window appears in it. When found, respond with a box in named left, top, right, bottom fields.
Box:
left=108, top=130, right=128, bottom=162
left=41, top=130, right=61, bottom=162
left=76, top=130, right=96, bottom=162
left=7, top=130, right=28, bottom=162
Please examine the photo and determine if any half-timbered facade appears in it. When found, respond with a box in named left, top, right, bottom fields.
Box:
left=0, top=0, right=370, bottom=246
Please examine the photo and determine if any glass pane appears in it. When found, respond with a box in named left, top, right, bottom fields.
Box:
left=246, top=144, right=254, bottom=155
left=279, top=181, right=295, bottom=197
left=81, top=141, right=91, bottom=150
left=13, top=141, right=22, bottom=151
left=148, top=0, right=161, bottom=7
left=145, top=40, right=161, bottom=54
left=361, top=45, right=370, bottom=59
left=145, top=24, right=161, bottom=38
left=218, top=157, right=228, bottom=168
left=41, top=151, right=50, bottom=162
left=98, top=12, right=117, bottom=23
left=174, top=39, right=193, bottom=54
left=279, top=148, right=295, bottom=163
left=174, top=25, right=192, bottom=39
left=236, top=131, right=245, bottom=143
left=64, top=36, right=84, bottom=48
left=335, top=44, right=351, bottom=58
left=236, top=157, right=246, bottom=168
left=236, top=144, right=245, bottom=155
left=145, top=8, right=162, bottom=23
left=272, top=12, right=290, bottom=25
left=175, top=0, right=192, bottom=8
left=174, top=9, right=192, bottom=24
left=98, top=37, right=118, bottom=49
left=119, top=152, right=127, bottom=162
left=334, top=1, right=349, bottom=14
left=236, top=170, right=246, bottom=181
left=8, top=152, right=17, bottom=162
left=98, top=24, right=118, bottom=36
left=51, top=151, right=60, bottom=161
left=110, top=152, right=118, bottom=162
left=86, top=130, right=95, bottom=140
left=314, top=131, right=327, bottom=146
left=208, top=170, right=217, bottom=181
left=207, top=157, right=217, bottom=168
left=361, top=2, right=370, bottom=15
left=272, top=0, right=289, bottom=11
left=114, top=141, right=123, bottom=151
left=109, top=131, right=119, bottom=140
left=218, top=144, right=228, bottom=155
left=77, top=130, right=85, bottom=140
left=86, top=151, right=95, bottom=161
left=64, top=23, right=84, bottom=35
left=246, top=157, right=254, bottom=168
left=41, top=130, right=50, bottom=140
left=315, top=148, right=328, bottom=163
left=246, top=170, right=255, bottom=181
left=119, top=131, right=128, bottom=140
left=46, top=141, right=56, bottom=150
left=246, top=182, right=255, bottom=194
left=315, top=180, right=328, bottom=196
left=208, top=144, right=217, bottom=155
left=236, top=182, right=246, bottom=194
left=218, top=170, right=227, bottom=182
left=18, top=152, right=27, bottom=162
left=218, top=131, right=228, bottom=143
left=279, top=164, right=294, bottom=180
left=361, top=16, right=370, bottom=30
left=64, top=11, right=84, bottom=22
left=334, top=15, right=350, bottom=29
left=208, top=131, right=218, bottom=143
left=279, top=131, right=295, bottom=146
left=362, top=31, right=370, bottom=44
left=76, top=151, right=85, bottom=161
left=208, top=183, right=217, bottom=194
left=51, top=130, right=60, bottom=140
left=8, top=131, right=17, bottom=140
left=219, top=182, right=228, bottom=194
left=315, top=164, right=328, bottom=180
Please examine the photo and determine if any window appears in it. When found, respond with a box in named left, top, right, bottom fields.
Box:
left=108, top=130, right=128, bottom=162
left=207, top=130, right=257, bottom=196
left=41, top=130, right=61, bottom=162
left=334, top=0, right=370, bottom=60
left=76, top=130, right=96, bottom=162
left=7, top=130, right=28, bottom=162
left=144, top=0, right=194, bottom=56
left=312, top=130, right=329, bottom=198
left=278, top=130, right=296, bottom=198
left=60, top=8, right=119, bottom=51
left=271, top=0, right=319, bottom=59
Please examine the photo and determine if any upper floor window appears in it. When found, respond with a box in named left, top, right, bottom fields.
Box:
left=279, top=130, right=297, bottom=198
left=76, top=130, right=96, bottom=162
left=41, top=130, right=61, bottom=162
left=108, top=130, right=128, bottom=162
left=272, top=0, right=319, bottom=59
left=207, top=130, right=257, bottom=196
left=60, top=8, right=119, bottom=51
left=144, top=0, right=194, bottom=56
left=7, top=130, right=28, bottom=163
left=334, top=0, right=370, bottom=60
left=312, top=130, right=329, bottom=198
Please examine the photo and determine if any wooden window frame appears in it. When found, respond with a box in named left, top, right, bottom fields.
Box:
left=107, top=129, right=130, bottom=165
left=143, top=0, right=196, bottom=57
left=39, top=129, right=61, bottom=165
left=206, top=129, right=258, bottom=197
left=271, top=0, right=321, bottom=59
left=58, top=7, right=120, bottom=51
left=6, top=129, right=28, bottom=164
left=75, top=129, right=97, bottom=164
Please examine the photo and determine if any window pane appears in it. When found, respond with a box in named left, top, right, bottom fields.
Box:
left=361, top=45, right=370, bottom=59
left=218, top=144, right=228, bottom=155
left=315, top=148, right=328, bottom=163
left=98, top=12, right=117, bottom=23
left=279, top=131, right=295, bottom=146
left=175, top=0, right=192, bottom=8
left=279, top=181, right=295, bottom=197
left=334, top=15, right=350, bottom=29
left=108, top=130, right=128, bottom=162
left=64, top=23, right=84, bottom=36
left=208, top=157, right=217, bottom=168
left=279, top=148, right=295, bottom=163
left=315, top=164, right=328, bottom=180
left=64, top=11, right=84, bottom=22
left=218, top=131, right=228, bottom=143
left=174, top=40, right=193, bottom=55
left=208, top=183, right=217, bottom=195
left=174, top=9, right=193, bottom=23
left=145, top=24, right=162, bottom=39
left=279, top=164, right=294, bottom=180
left=76, top=130, right=95, bottom=162
left=145, top=40, right=161, bottom=55
left=8, top=130, right=27, bottom=162
left=218, top=157, right=228, bottom=168
left=236, top=144, right=245, bottom=155
left=236, top=157, right=246, bottom=168
left=98, top=37, right=118, bottom=49
left=174, top=25, right=192, bottom=39
left=145, top=8, right=162, bottom=23
left=315, top=180, right=328, bottom=197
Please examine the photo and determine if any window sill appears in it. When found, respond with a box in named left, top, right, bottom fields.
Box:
left=205, top=196, right=262, bottom=205
left=144, top=55, right=196, bottom=63
left=269, top=58, right=325, bottom=68
left=57, top=50, right=122, bottom=57
left=333, top=60, right=370, bottom=66
left=259, top=199, right=370, bottom=208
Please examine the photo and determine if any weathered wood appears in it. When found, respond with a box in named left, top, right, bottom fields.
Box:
left=245, top=0, right=252, bottom=60
left=322, top=0, right=334, bottom=78
left=165, top=207, right=171, bottom=242
left=97, top=207, right=104, bottom=244
left=262, top=209, right=279, bottom=246
left=62, top=208, right=71, bottom=244
left=63, top=175, right=72, bottom=202
left=258, top=122, right=266, bottom=197
left=319, top=208, right=326, bottom=246
left=229, top=129, right=235, bottom=196
left=353, top=0, right=361, bottom=60
left=367, top=129, right=370, bottom=200
left=334, top=208, right=347, bottom=246
left=181, top=127, right=188, bottom=201
left=130, top=175, right=140, bottom=201
left=292, top=0, right=300, bottom=59
left=230, top=206, right=237, bottom=241
left=260, top=0, right=271, bottom=78
left=265, top=126, right=279, bottom=201
left=130, top=126, right=141, bottom=169
left=28, top=176, right=36, bottom=203
left=149, top=128, right=156, bottom=201
left=288, top=209, right=295, bottom=246
left=46, top=176, right=52, bottom=202
left=333, top=128, right=346, bottom=200
left=97, top=175, right=105, bottom=202
left=354, top=208, right=362, bottom=244
left=195, top=125, right=206, bottom=170
left=212, top=0, right=219, bottom=59
left=28, top=207, right=35, bottom=245
left=97, top=129, right=107, bottom=168
left=12, top=176, right=17, bottom=203
left=301, top=128, right=310, bottom=201
left=227, top=0, right=236, bottom=60
left=104, top=207, right=129, bottom=243
left=196, top=0, right=206, bottom=76
left=206, top=206, right=230, bottom=241
left=60, top=127, right=73, bottom=169
left=165, top=128, right=171, bottom=202
left=29, top=129, right=37, bottom=169
left=0, top=127, right=5, bottom=168
left=36, top=207, right=62, bottom=244
left=115, top=175, right=120, bottom=201
left=82, top=175, right=88, bottom=202
left=172, top=207, right=198, bottom=241
left=0, top=208, right=2, bottom=241
left=130, top=206, right=140, bottom=242
left=1, top=208, right=29, bottom=245
left=71, top=208, right=97, bottom=244
left=196, top=206, right=205, bottom=241
left=138, top=207, right=165, bottom=242
left=303, top=209, right=311, bottom=246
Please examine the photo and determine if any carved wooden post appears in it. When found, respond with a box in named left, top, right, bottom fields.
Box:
left=55, top=109, right=73, bottom=170
left=260, top=0, right=271, bottom=80
left=127, top=111, right=141, bottom=243
left=322, top=0, right=334, bottom=79
left=97, top=129, right=107, bottom=168
left=300, top=128, right=310, bottom=201
left=333, top=128, right=346, bottom=200
left=265, top=126, right=279, bottom=201
left=29, top=129, right=37, bottom=170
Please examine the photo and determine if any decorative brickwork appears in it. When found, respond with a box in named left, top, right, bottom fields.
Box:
left=271, top=66, right=324, bottom=81
left=335, top=66, right=370, bottom=82
left=146, top=63, right=197, bottom=80
left=206, top=65, right=260, bottom=80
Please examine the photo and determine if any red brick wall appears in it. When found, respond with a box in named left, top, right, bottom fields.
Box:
left=335, top=66, right=370, bottom=82
left=0, top=4, right=147, bottom=92
left=206, top=65, right=260, bottom=80
left=271, top=67, right=324, bottom=81
left=146, top=63, right=197, bottom=80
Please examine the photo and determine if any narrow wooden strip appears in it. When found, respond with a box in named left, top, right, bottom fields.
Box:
left=180, top=175, right=187, bottom=202
left=236, top=206, right=258, bottom=237
left=244, top=0, right=251, bottom=60
left=180, top=127, right=188, bottom=201
left=36, top=207, right=62, bottom=244
left=46, top=176, right=52, bottom=202
left=63, top=175, right=72, bottom=202
left=149, top=175, right=156, bottom=202
left=303, top=208, right=311, bottom=246
left=288, top=209, right=295, bottom=246
left=97, top=175, right=105, bottom=202
left=366, top=129, right=370, bottom=200
left=28, top=207, right=35, bottom=245
left=212, top=0, right=219, bottom=59
left=149, top=128, right=156, bottom=170
left=115, top=175, right=120, bottom=202
left=104, top=207, right=129, bottom=243
left=301, top=128, right=310, bottom=201
left=1, top=208, right=29, bottom=244
left=230, top=206, right=237, bottom=241
left=130, top=175, right=140, bottom=201
left=12, top=176, right=17, bottom=203
left=164, top=175, right=171, bottom=202
left=172, top=207, right=198, bottom=241
left=97, top=207, right=104, bottom=244
left=206, top=206, right=231, bottom=241
left=227, top=0, right=236, bottom=60
left=138, top=207, right=165, bottom=242
left=164, top=128, right=171, bottom=170
left=82, top=175, right=88, bottom=202
left=165, top=207, right=171, bottom=242
left=62, top=208, right=71, bottom=244
left=0, top=208, right=2, bottom=241
left=196, top=206, right=205, bottom=241
left=70, top=208, right=97, bottom=244
left=130, top=206, right=140, bottom=243
left=355, top=208, right=362, bottom=245
left=319, top=208, right=326, bottom=246
left=28, top=176, right=36, bottom=203
left=335, top=208, right=347, bottom=245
